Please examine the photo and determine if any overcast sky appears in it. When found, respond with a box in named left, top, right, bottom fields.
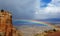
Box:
left=0, top=0, right=60, bottom=20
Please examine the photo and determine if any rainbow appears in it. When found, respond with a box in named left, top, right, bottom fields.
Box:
left=14, top=19, right=56, bottom=28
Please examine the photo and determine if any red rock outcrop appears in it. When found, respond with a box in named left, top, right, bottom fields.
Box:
left=46, top=31, right=60, bottom=36
left=0, top=10, right=22, bottom=36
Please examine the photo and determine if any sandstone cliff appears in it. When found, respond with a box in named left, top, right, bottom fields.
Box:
left=0, top=10, right=22, bottom=36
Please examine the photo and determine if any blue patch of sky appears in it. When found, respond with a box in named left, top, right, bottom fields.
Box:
left=40, top=0, right=52, bottom=7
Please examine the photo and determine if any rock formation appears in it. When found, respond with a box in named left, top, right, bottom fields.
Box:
left=0, top=10, right=22, bottom=36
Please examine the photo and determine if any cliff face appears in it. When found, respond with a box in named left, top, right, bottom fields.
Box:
left=0, top=10, right=22, bottom=36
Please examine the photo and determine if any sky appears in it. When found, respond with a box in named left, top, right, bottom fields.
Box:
left=0, top=0, right=60, bottom=20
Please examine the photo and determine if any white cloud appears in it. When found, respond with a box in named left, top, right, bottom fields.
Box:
left=33, top=0, right=60, bottom=19
left=51, top=0, right=60, bottom=6
left=45, top=6, right=60, bottom=13
left=45, top=0, right=60, bottom=13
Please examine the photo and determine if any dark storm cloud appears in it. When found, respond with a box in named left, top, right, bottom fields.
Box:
left=0, top=0, right=36, bottom=19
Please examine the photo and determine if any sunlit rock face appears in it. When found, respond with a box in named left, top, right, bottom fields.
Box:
left=0, top=10, right=22, bottom=36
